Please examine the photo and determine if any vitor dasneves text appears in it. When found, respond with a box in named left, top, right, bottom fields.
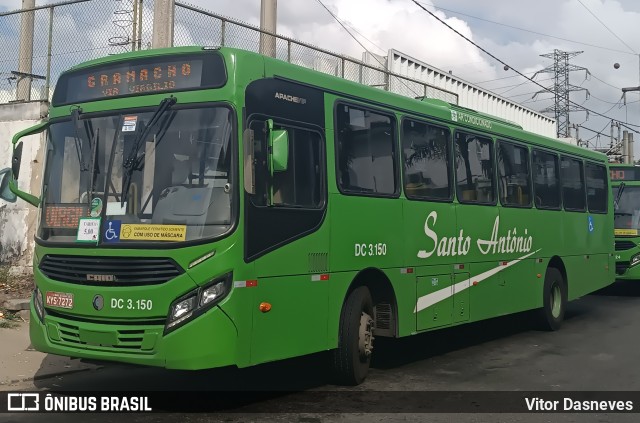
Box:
left=525, top=397, right=633, bottom=412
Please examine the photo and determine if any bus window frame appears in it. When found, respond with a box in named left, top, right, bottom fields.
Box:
left=453, top=129, right=497, bottom=207
left=245, top=114, right=327, bottom=211
left=585, top=161, right=609, bottom=214
left=560, top=154, right=587, bottom=213
left=532, top=148, right=562, bottom=211
left=496, top=139, right=533, bottom=209
left=400, top=116, right=454, bottom=203
left=333, top=100, right=400, bottom=199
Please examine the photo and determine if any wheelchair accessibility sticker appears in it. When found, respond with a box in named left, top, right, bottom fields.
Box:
left=104, top=220, right=122, bottom=243
left=588, top=216, right=594, bottom=233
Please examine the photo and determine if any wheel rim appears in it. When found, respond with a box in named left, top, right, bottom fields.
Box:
left=358, top=311, right=374, bottom=360
left=550, top=282, right=562, bottom=318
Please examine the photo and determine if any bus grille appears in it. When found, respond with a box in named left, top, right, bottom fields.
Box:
left=615, top=240, right=636, bottom=251
left=39, top=255, right=183, bottom=286
left=52, top=321, right=160, bottom=354
left=616, top=262, right=630, bottom=275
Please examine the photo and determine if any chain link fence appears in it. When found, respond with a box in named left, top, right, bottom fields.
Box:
left=0, top=0, right=457, bottom=105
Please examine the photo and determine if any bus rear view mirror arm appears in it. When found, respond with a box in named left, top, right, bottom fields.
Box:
left=8, top=121, right=49, bottom=207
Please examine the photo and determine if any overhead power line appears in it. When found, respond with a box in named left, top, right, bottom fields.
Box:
left=576, top=0, right=636, bottom=54
left=315, top=0, right=422, bottom=98
left=421, top=1, right=636, bottom=55
left=410, top=0, right=640, bottom=130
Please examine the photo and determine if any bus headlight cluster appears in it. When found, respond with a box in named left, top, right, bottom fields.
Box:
left=165, top=272, right=232, bottom=334
left=33, top=287, right=45, bottom=323
left=630, top=253, right=640, bottom=267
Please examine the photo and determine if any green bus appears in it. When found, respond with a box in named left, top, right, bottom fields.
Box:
left=610, top=164, right=640, bottom=279
left=0, top=46, right=614, bottom=385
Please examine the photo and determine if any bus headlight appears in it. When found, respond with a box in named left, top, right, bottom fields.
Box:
left=630, top=253, right=640, bottom=267
left=165, top=272, right=232, bottom=334
left=33, top=287, right=45, bottom=323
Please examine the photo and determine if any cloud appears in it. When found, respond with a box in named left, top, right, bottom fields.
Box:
left=2, top=0, right=640, bottom=149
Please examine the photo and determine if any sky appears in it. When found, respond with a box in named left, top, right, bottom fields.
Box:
left=2, top=0, right=640, bottom=154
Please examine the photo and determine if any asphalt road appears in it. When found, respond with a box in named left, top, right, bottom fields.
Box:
left=2, top=280, right=640, bottom=423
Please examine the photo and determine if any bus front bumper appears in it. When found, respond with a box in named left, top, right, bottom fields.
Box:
left=29, top=299, right=239, bottom=370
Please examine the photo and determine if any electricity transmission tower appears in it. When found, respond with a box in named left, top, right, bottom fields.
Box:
left=533, top=50, right=590, bottom=138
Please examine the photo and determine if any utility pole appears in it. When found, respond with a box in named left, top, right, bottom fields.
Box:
left=16, top=0, right=35, bottom=101
left=533, top=50, right=590, bottom=138
left=260, top=0, right=277, bottom=58
left=152, top=0, right=175, bottom=49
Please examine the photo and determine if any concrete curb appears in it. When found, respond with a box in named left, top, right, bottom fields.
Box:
left=1, top=297, right=31, bottom=312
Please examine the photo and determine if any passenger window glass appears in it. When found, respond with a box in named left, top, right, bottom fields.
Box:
left=336, top=104, right=397, bottom=196
left=532, top=150, right=561, bottom=209
left=586, top=162, right=607, bottom=213
left=455, top=132, right=494, bottom=204
left=402, top=119, right=451, bottom=200
left=249, top=120, right=323, bottom=209
left=561, top=156, right=586, bottom=211
left=497, top=142, right=531, bottom=207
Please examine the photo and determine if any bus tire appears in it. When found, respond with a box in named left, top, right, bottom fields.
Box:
left=331, top=286, right=374, bottom=385
left=536, top=267, right=567, bottom=331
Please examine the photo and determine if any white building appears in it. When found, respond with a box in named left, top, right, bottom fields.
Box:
left=364, top=49, right=557, bottom=138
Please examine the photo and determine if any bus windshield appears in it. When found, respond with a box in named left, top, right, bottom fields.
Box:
left=38, top=105, right=234, bottom=244
left=614, top=185, right=640, bottom=231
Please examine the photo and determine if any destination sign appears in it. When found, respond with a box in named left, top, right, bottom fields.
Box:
left=52, top=51, right=226, bottom=105
left=610, top=167, right=640, bottom=181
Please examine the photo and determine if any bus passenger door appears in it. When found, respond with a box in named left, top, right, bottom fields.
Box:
left=244, top=79, right=329, bottom=365
left=416, top=274, right=452, bottom=330
left=245, top=118, right=328, bottom=365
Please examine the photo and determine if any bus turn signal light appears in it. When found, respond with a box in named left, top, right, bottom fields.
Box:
left=259, top=302, right=272, bottom=313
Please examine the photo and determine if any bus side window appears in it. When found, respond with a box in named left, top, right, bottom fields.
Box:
left=532, top=149, right=561, bottom=209
left=335, top=104, right=397, bottom=196
left=586, top=162, right=607, bottom=213
left=402, top=119, right=451, bottom=201
left=271, top=125, right=322, bottom=208
left=455, top=131, right=494, bottom=204
left=560, top=156, right=586, bottom=212
left=497, top=141, right=531, bottom=207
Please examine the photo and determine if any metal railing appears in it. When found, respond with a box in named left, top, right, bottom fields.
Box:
left=0, top=0, right=458, bottom=105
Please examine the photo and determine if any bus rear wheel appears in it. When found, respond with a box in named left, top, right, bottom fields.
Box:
left=536, top=267, right=567, bottom=331
left=331, top=286, right=374, bottom=385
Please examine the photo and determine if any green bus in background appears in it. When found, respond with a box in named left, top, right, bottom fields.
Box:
left=610, top=164, right=640, bottom=280
left=0, top=46, right=615, bottom=385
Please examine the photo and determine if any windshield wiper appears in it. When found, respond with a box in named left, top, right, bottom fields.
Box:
left=87, top=128, right=100, bottom=204
left=614, top=182, right=626, bottom=210
left=71, top=107, right=90, bottom=171
left=121, top=96, right=177, bottom=207
left=72, top=107, right=100, bottom=207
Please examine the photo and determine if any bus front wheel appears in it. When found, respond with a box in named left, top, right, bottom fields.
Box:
left=331, top=286, right=374, bottom=385
left=536, top=267, right=567, bottom=331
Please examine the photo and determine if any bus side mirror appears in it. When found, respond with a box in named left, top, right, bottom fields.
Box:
left=0, top=168, right=17, bottom=203
left=12, top=142, right=23, bottom=180
left=267, top=119, right=289, bottom=175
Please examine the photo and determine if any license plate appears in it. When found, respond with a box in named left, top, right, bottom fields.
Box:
left=45, top=291, right=74, bottom=309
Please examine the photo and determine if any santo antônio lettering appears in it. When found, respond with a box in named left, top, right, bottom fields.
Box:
left=417, top=211, right=533, bottom=259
